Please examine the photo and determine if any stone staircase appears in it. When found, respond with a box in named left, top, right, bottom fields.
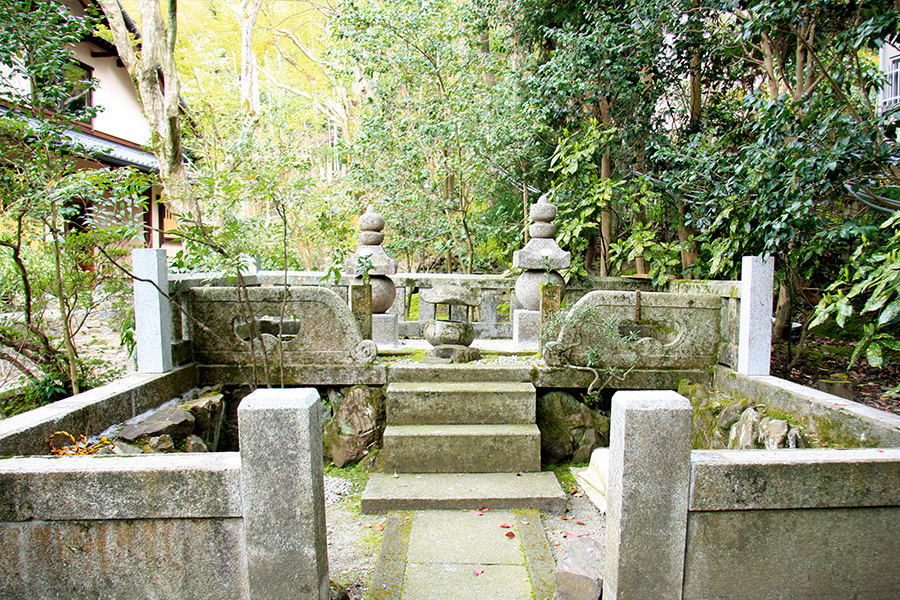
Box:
left=361, top=364, right=565, bottom=513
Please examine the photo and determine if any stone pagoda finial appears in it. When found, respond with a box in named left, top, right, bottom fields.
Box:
left=344, top=205, right=398, bottom=314
left=512, top=195, right=570, bottom=311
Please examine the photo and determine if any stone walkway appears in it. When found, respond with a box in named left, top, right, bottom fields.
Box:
left=369, top=509, right=556, bottom=600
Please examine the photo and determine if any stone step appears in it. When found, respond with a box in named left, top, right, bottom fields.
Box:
left=382, top=424, right=541, bottom=473
left=360, top=472, right=566, bottom=514
left=387, top=363, right=534, bottom=383
left=386, top=382, right=535, bottom=425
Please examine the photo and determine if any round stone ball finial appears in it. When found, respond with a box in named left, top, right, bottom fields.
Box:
left=359, top=205, right=386, bottom=232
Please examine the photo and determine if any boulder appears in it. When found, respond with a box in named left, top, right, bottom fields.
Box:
left=323, top=385, right=386, bottom=467
left=554, top=535, right=604, bottom=600
left=184, top=434, right=209, bottom=453
left=147, top=434, right=175, bottom=453
left=118, top=406, right=195, bottom=443
left=728, top=407, right=761, bottom=449
left=717, top=400, right=746, bottom=431
left=180, top=392, right=225, bottom=451
left=758, top=417, right=789, bottom=449
left=537, top=391, right=610, bottom=464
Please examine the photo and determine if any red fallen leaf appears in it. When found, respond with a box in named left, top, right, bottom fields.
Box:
left=877, top=449, right=885, bottom=453
left=560, top=516, right=570, bottom=520
left=471, top=510, right=484, bottom=516
left=505, top=531, right=516, bottom=538
left=564, top=532, right=580, bottom=538
left=516, top=472, right=524, bottom=476
left=499, top=523, right=513, bottom=528
left=474, top=567, right=484, bottom=576
left=576, top=521, right=586, bottom=526
left=374, top=524, right=385, bottom=531
left=480, top=506, right=489, bottom=511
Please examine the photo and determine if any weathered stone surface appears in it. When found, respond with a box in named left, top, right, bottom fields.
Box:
left=683, top=507, right=900, bottom=600
left=515, top=269, right=565, bottom=311
left=728, top=407, right=761, bottom=449
left=716, top=401, right=746, bottom=430
left=112, top=441, right=143, bottom=455
left=147, top=434, right=175, bottom=453
left=420, top=284, right=479, bottom=307
left=537, top=391, right=610, bottom=464
left=427, top=344, right=481, bottom=363
left=189, top=286, right=377, bottom=366
left=513, top=308, right=540, bottom=350
left=554, top=535, right=605, bottom=600
left=604, top=391, right=692, bottom=600
left=238, top=388, right=329, bottom=600
left=0, top=454, right=242, bottom=521
left=0, top=518, right=245, bottom=600
left=757, top=417, right=789, bottom=449
left=424, top=319, right=475, bottom=347
left=185, top=434, right=209, bottom=452
left=544, top=290, right=722, bottom=370
left=118, top=406, right=195, bottom=443
left=323, top=385, right=386, bottom=467
left=180, top=392, right=225, bottom=452
left=369, top=275, right=397, bottom=314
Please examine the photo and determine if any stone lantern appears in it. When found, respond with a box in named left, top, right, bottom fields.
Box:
left=344, top=205, right=400, bottom=345
left=420, top=285, right=481, bottom=363
left=512, top=194, right=570, bottom=349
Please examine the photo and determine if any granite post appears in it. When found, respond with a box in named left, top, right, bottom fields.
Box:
left=738, top=255, right=774, bottom=376
left=238, top=388, right=329, bottom=600
left=604, top=390, right=692, bottom=600
left=349, top=284, right=373, bottom=340
left=132, top=248, right=173, bottom=374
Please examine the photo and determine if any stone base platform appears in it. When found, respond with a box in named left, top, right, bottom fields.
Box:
left=361, top=472, right=566, bottom=514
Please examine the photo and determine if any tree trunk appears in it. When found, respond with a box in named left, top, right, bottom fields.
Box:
left=239, top=0, right=263, bottom=116
left=773, top=280, right=791, bottom=341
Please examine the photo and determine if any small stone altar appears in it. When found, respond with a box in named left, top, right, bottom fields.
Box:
left=512, top=195, right=570, bottom=350
left=421, top=285, right=481, bottom=363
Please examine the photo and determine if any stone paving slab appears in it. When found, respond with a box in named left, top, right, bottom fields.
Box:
left=361, top=472, right=566, bottom=514
left=370, top=509, right=556, bottom=600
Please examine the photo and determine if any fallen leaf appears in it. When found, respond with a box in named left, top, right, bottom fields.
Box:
left=480, top=506, right=489, bottom=512
left=392, top=473, right=400, bottom=478
left=505, top=531, right=516, bottom=538
left=499, top=523, right=513, bottom=528
left=522, top=521, right=530, bottom=525
left=474, top=567, right=484, bottom=576
left=516, top=472, right=524, bottom=476
left=560, top=516, right=570, bottom=520
left=564, top=532, right=580, bottom=538
left=576, top=521, right=586, bottom=526
left=471, top=510, right=484, bottom=516
left=554, top=540, right=561, bottom=546
left=400, top=484, right=408, bottom=487
left=374, top=524, right=384, bottom=531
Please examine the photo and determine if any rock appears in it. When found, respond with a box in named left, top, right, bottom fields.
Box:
left=369, top=275, right=397, bottom=314
left=117, top=406, right=196, bottom=443
left=184, top=434, right=209, bottom=453
left=554, top=535, right=605, bottom=600
left=323, top=385, right=386, bottom=467
left=111, top=441, right=143, bottom=455
left=180, top=393, right=225, bottom=451
left=427, top=344, right=481, bottom=364
left=327, top=388, right=344, bottom=415
left=424, top=320, right=475, bottom=346
left=758, top=417, right=789, bottom=449
left=147, top=434, right=175, bottom=453
left=717, top=401, right=746, bottom=431
left=420, top=285, right=479, bottom=307
left=787, top=427, right=808, bottom=448
left=537, top=391, right=610, bottom=464
left=728, top=407, right=761, bottom=449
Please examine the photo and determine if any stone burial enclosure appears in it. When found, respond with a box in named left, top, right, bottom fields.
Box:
left=1, top=250, right=900, bottom=599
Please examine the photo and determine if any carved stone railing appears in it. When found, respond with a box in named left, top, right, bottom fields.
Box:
left=253, top=271, right=655, bottom=340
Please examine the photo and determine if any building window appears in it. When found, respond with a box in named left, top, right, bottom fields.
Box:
left=35, top=60, right=93, bottom=121
left=885, top=57, right=900, bottom=111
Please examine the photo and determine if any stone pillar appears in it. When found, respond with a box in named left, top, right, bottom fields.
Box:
left=738, top=255, right=774, bottom=376
left=604, top=390, right=692, bottom=600
left=540, top=284, right=563, bottom=349
left=132, top=248, right=172, bottom=374
left=238, top=388, right=329, bottom=600
left=349, top=284, right=373, bottom=340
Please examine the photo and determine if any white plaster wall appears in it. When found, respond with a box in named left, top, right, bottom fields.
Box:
left=72, top=43, right=151, bottom=146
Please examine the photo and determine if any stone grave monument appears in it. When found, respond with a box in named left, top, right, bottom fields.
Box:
left=512, top=194, right=570, bottom=349
left=344, top=205, right=400, bottom=346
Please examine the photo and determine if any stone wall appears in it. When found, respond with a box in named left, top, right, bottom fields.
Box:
left=602, top=390, right=900, bottom=600
left=0, top=388, right=330, bottom=600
